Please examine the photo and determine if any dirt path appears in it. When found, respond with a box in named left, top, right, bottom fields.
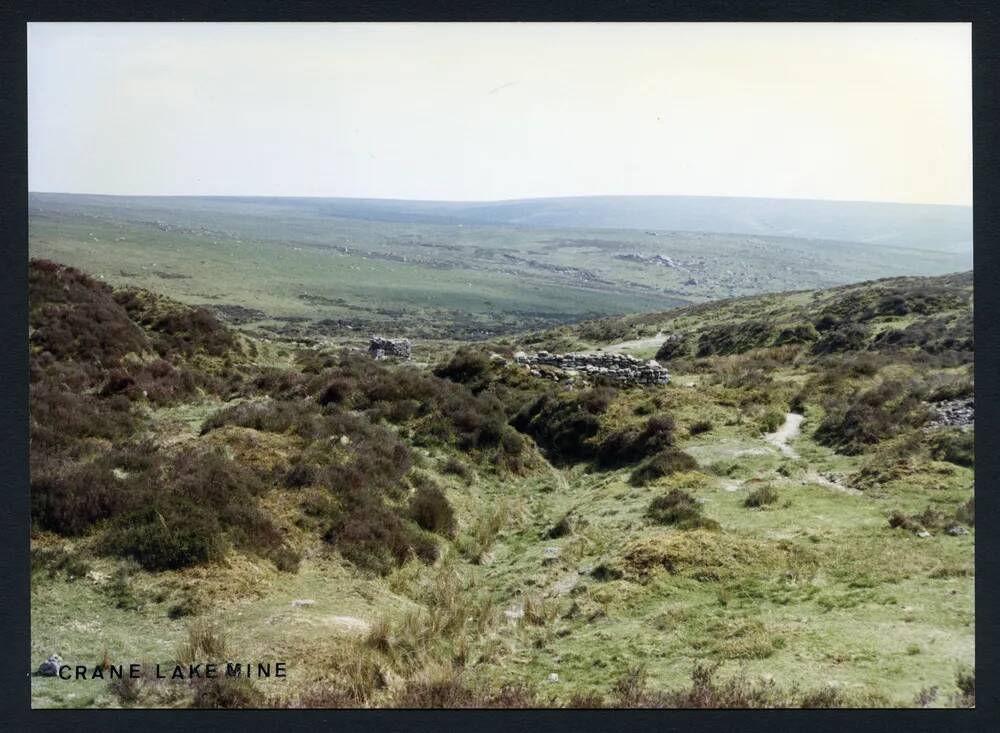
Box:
left=584, top=332, right=665, bottom=355
left=764, top=412, right=804, bottom=458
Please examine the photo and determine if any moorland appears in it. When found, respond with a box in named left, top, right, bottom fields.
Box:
left=28, top=195, right=974, bottom=708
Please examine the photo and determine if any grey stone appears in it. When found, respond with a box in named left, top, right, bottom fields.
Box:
left=368, top=336, right=411, bottom=360
left=511, top=349, right=670, bottom=386
left=926, top=398, right=974, bottom=429
left=38, top=654, right=63, bottom=677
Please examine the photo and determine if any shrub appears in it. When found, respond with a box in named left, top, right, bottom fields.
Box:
left=631, top=449, right=699, bottom=486
left=433, top=348, right=493, bottom=384
left=774, top=323, right=819, bottom=346
left=29, top=260, right=151, bottom=368
left=511, top=389, right=614, bottom=463
left=167, top=588, right=206, bottom=620
left=811, top=325, right=868, bottom=355
left=759, top=409, right=785, bottom=434
left=953, top=667, right=975, bottom=707
left=32, top=463, right=136, bottom=536
left=115, top=290, right=237, bottom=359
left=408, top=485, right=456, bottom=538
left=645, top=489, right=716, bottom=530
left=30, top=547, right=92, bottom=581
left=269, top=546, right=303, bottom=574
left=105, top=560, right=142, bottom=610
left=816, top=380, right=929, bottom=454
left=325, top=503, right=438, bottom=575
left=613, top=665, right=649, bottom=706
left=744, top=484, right=779, bottom=508
left=597, top=414, right=677, bottom=467
left=441, top=456, right=472, bottom=481
left=928, top=429, right=974, bottom=467
left=104, top=500, right=224, bottom=571
left=543, top=512, right=574, bottom=539
left=190, top=676, right=262, bottom=709
left=689, top=420, right=713, bottom=436
left=955, top=497, right=975, bottom=527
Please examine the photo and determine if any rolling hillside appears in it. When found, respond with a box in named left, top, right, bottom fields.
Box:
left=30, top=261, right=974, bottom=709
left=29, top=193, right=972, bottom=344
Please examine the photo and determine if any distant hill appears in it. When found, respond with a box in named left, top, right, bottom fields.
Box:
left=30, top=193, right=972, bottom=254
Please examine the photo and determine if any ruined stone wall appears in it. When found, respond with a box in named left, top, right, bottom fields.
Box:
left=513, top=350, right=669, bottom=385
left=369, top=336, right=412, bottom=360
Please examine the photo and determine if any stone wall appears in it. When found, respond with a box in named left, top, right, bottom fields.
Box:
left=369, top=336, right=412, bottom=360
left=927, top=398, right=974, bottom=429
left=513, top=350, right=669, bottom=386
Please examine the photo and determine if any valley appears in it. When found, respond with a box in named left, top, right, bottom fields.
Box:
left=28, top=249, right=974, bottom=708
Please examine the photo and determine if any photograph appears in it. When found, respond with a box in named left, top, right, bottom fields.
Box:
left=26, top=21, right=974, bottom=709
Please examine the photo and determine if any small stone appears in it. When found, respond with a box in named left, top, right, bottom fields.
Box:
left=291, top=599, right=315, bottom=607
left=916, top=530, right=932, bottom=538
left=547, top=672, right=560, bottom=683
left=38, top=655, right=62, bottom=677
left=947, top=525, right=969, bottom=536
left=86, top=570, right=109, bottom=585
left=542, top=547, right=561, bottom=564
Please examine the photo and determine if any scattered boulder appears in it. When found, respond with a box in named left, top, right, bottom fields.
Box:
left=927, top=398, right=974, bottom=429
left=291, top=599, right=315, bottom=607
left=38, top=654, right=62, bottom=677
left=542, top=547, right=561, bottom=565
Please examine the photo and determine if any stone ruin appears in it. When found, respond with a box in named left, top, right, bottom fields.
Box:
left=927, top=398, right=974, bottom=429
left=368, top=336, right=412, bottom=360
left=513, top=350, right=669, bottom=386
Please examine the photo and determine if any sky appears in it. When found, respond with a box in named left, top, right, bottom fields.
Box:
left=27, top=22, right=972, bottom=206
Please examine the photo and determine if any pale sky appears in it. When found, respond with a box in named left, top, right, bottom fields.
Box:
left=28, top=22, right=972, bottom=206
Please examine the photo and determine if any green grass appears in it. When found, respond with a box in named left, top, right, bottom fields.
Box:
left=28, top=193, right=972, bottom=342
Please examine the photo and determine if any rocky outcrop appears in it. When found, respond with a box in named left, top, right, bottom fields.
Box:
left=513, top=350, right=669, bottom=386
left=927, top=398, right=974, bottom=429
left=368, top=336, right=412, bottom=360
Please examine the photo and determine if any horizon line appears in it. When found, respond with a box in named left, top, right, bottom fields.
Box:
left=27, top=191, right=973, bottom=209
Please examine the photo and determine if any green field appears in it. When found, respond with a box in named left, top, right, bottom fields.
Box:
left=29, top=193, right=972, bottom=342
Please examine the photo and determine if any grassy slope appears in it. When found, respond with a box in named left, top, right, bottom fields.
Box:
left=29, top=194, right=971, bottom=342
left=29, top=265, right=973, bottom=708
